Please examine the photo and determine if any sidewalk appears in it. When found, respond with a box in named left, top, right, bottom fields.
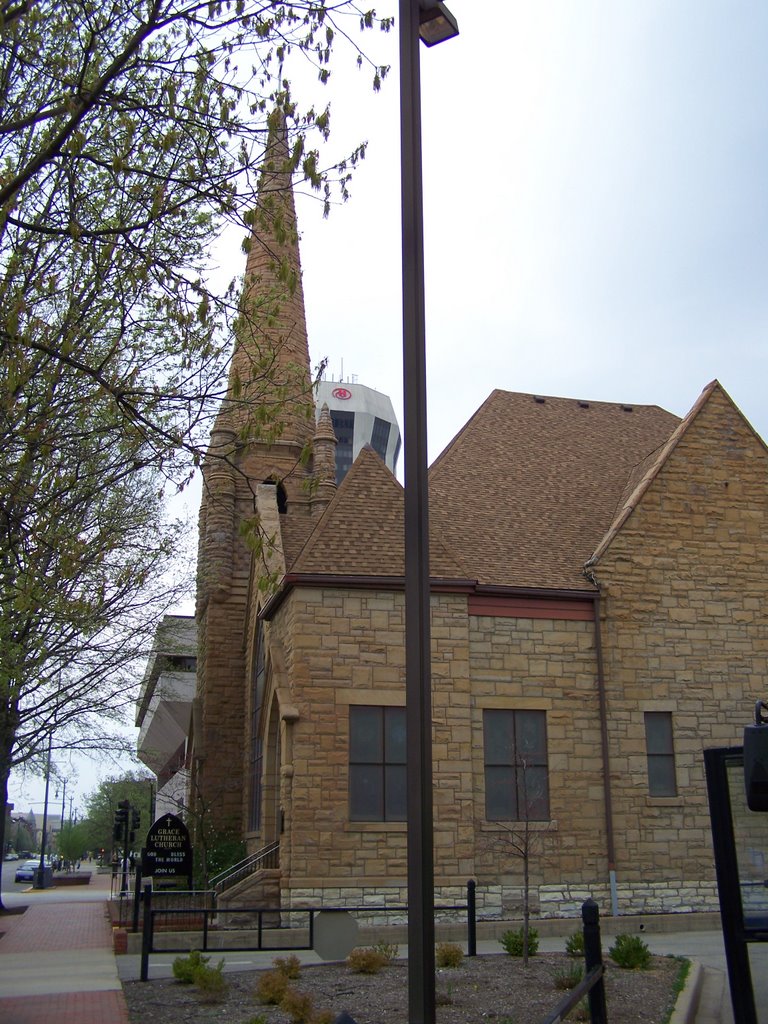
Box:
left=0, top=870, right=740, bottom=1024
left=0, top=869, right=130, bottom=1024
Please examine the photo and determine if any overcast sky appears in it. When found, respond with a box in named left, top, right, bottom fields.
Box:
left=294, top=0, right=768, bottom=464
left=10, top=1, right=768, bottom=818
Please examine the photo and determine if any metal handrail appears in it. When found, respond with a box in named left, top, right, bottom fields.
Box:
left=210, top=839, right=279, bottom=893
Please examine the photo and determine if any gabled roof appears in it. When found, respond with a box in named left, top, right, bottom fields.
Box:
left=289, top=446, right=468, bottom=578
left=588, top=379, right=767, bottom=566
left=429, top=389, right=680, bottom=590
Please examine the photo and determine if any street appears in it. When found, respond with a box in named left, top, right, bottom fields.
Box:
left=0, top=857, right=111, bottom=904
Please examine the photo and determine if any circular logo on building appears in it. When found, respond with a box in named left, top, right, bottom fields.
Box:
left=332, top=387, right=352, bottom=400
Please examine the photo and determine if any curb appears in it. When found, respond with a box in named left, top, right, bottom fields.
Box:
left=668, top=960, right=703, bottom=1024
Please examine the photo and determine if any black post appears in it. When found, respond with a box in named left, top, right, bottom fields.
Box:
left=132, top=850, right=144, bottom=932
left=119, top=799, right=130, bottom=894
left=582, top=899, right=607, bottom=1024
left=466, top=879, right=477, bottom=956
left=704, top=746, right=759, bottom=1024
left=400, top=2, right=435, bottom=1022
left=140, top=883, right=153, bottom=982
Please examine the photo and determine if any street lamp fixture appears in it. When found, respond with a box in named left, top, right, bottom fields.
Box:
left=399, top=3, right=458, bottom=1024
left=418, top=2, right=460, bottom=46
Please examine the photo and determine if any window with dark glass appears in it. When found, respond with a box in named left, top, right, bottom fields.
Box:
left=349, top=705, right=406, bottom=821
left=644, top=711, right=677, bottom=796
left=248, top=624, right=266, bottom=830
left=483, top=709, right=549, bottom=820
left=331, top=411, right=355, bottom=484
left=370, top=416, right=391, bottom=461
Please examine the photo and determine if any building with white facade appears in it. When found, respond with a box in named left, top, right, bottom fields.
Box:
left=315, top=379, right=401, bottom=484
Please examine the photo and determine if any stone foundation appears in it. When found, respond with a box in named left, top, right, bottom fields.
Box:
left=279, top=878, right=720, bottom=923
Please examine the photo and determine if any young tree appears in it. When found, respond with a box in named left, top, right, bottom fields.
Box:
left=0, top=0, right=390, bottom=480
left=57, top=821, right=90, bottom=865
left=0, top=1, right=390, bottom=902
left=81, top=770, right=155, bottom=857
left=481, top=756, right=556, bottom=966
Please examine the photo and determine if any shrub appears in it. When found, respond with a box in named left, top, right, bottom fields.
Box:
left=435, top=981, right=454, bottom=1005
left=609, top=933, right=652, bottom=970
left=573, top=998, right=590, bottom=1021
left=256, top=969, right=290, bottom=1004
left=553, top=964, right=583, bottom=990
left=312, top=1013, right=334, bottom=1024
left=273, top=954, right=302, bottom=979
left=172, top=949, right=210, bottom=984
left=372, top=939, right=400, bottom=962
left=565, top=930, right=584, bottom=958
left=435, top=942, right=464, bottom=968
left=347, top=947, right=387, bottom=974
left=194, top=960, right=228, bottom=1003
left=500, top=926, right=539, bottom=957
left=280, top=988, right=315, bottom=1024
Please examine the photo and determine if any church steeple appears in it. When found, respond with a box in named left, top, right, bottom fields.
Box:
left=222, top=113, right=314, bottom=450
left=193, top=114, right=317, bottom=832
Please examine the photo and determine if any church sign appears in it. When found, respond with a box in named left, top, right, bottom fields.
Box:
left=143, top=813, right=193, bottom=888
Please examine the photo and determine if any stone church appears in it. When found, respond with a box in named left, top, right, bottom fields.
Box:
left=185, top=127, right=768, bottom=919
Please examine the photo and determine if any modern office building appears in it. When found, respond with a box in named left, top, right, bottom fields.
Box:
left=315, top=379, right=400, bottom=484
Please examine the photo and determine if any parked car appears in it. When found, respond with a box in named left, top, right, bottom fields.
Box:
left=3, top=852, right=19, bottom=861
left=14, top=859, right=42, bottom=882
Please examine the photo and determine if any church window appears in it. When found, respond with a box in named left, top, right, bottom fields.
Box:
left=483, top=709, right=549, bottom=820
left=349, top=705, right=406, bottom=821
left=644, top=711, right=677, bottom=797
left=248, top=623, right=266, bottom=831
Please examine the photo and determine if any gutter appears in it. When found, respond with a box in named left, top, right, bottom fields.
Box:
left=591, top=587, right=619, bottom=916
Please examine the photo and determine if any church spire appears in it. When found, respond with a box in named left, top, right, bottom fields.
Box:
left=223, top=112, right=314, bottom=450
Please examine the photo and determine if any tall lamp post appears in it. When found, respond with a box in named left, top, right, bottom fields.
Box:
left=34, top=732, right=53, bottom=889
left=399, top=4, right=458, bottom=1024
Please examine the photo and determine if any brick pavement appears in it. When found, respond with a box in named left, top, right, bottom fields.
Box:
left=0, top=872, right=130, bottom=1024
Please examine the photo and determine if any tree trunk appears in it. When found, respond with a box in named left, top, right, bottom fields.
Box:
left=0, top=765, right=10, bottom=910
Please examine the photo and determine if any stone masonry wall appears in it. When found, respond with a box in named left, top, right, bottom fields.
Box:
left=469, top=613, right=608, bottom=908
left=196, top=444, right=308, bottom=830
left=277, top=588, right=472, bottom=894
left=594, top=386, right=768, bottom=906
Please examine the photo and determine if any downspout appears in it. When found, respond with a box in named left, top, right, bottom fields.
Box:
left=588, top=579, right=619, bottom=916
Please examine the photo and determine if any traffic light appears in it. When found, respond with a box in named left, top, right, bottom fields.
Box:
left=113, top=800, right=130, bottom=843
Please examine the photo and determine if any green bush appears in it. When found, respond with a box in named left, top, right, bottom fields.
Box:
left=435, top=942, right=464, bottom=968
left=256, top=969, right=290, bottom=1004
left=194, top=960, right=228, bottom=1002
left=565, top=930, right=584, bottom=958
left=573, top=998, right=590, bottom=1021
left=500, top=926, right=539, bottom=957
left=372, top=940, right=400, bottom=962
left=553, top=963, right=583, bottom=990
left=347, top=947, right=387, bottom=974
left=172, top=949, right=210, bottom=984
left=609, top=933, right=652, bottom=970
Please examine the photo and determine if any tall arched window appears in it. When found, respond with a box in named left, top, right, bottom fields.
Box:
left=248, top=622, right=266, bottom=831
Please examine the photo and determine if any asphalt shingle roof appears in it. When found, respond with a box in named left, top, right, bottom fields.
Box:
left=428, top=389, right=680, bottom=590
left=286, top=388, right=684, bottom=592
left=289, top=446, right=468, bottom=578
